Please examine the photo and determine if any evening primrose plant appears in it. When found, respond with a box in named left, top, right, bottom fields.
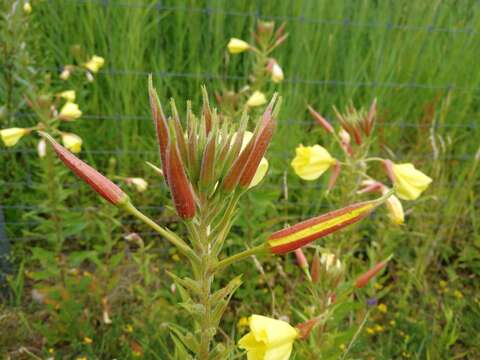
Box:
left=219, top=20, right=287, bottom=117
left=41, top=78, right=392, bottom=359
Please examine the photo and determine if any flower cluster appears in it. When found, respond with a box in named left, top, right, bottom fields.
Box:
left=292, top=101, right=433, bottom=225
left=219, top=20, right=288, bottom=115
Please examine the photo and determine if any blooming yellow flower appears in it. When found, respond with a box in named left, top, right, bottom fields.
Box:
left=246, top=91, right=267, bottom=107
left=385, top=192, right=404, bottom=225
left=59, top=102, right=82, bottom=121
left=239, top=131, right=269, bottom=188
left=23, top=1, right=32, bottom=13
left=377, top=304, right=388, bottom=313
left=238, top=315, right=298, bottom=360
left=0, top=128, right=29, bottom=147
left=59, top=90, right=76, bottom=102
left=83, top=336, right=93, bottom=344
left=291, top=144, right=336, bottom=181
left=227, top=38, right=250, bottom=54
left=391, top=162, right=432, bottom=200
left=62, top=133, right=83, bottom=153
left=84, top=55, right=105, bottom=73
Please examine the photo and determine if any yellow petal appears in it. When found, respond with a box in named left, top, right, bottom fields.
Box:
left=62, top=133, right=83, bottom=153
left=247, top=91, right=267, bottom=107
left=249, top=315, right=298, bottom=348
left=59, top=90, right=76, bottom=102
left=385, top=193, right=404, bottom=224
left=271, top=62, right=284, bottom=83
left=392, top=163, right=432, bottom=200
left=291, top=144, right=335, bottom=181
left=0, top=128, right=28, bottom=147
left=249, top=157, right=268, bottom=188
left=59, top=102, right=82, bottom=121
left=227, top=38, right=250, bottom=54
left=84, top=55, right=105, bottom=73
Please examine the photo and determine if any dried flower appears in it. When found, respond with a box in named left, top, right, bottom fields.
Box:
left=291, top=144, right=336, bottom=181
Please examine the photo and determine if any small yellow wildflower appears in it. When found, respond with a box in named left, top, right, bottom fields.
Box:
left=238, top=314, right=298, bottom=360
left=84, top=55, right=105, bottom=73
left=389, top=320, right=396, bottom=326
left=439, top=280, right=448, bottom=288
left=237, top=316, right=249, bottom=329
left=83, top=337, right=93, bottom=344
left=125, top=324, right=134, bottom=333
left=374, top=283, right=383, bottom=290
left=339, top=344, right=346, bottom=351
left=48, top=348, right=54, bottom=353
left=171, top=254, right=180, bottom=262
left=0, top=128, right=29, bottom=147
left=246, top=91, right=267, bottom=107
left=377, top=303, right=388, bottom=314
left=59, top=102, right=82, bottom=121
left=374, top=324, right=384, bottom=333
left=366, top=327, right=375, bottom=335
left=453, top=290, right=464, bottom=299
left=23, top=2, right=32, bottom=14
left=390, top=162, right=432, bottom=200
left=62, top=133, right=83, bottom=153
left=59, top=90, right=76, bottom=102
left=291, top=144, right=336, bottom=181
left=227, top=38, right=250, bottom=54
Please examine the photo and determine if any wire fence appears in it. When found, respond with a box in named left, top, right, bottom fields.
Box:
left=2, top=0, right=479, bottom=247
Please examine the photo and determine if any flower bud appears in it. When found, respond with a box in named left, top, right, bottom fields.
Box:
left=267, top=58, right=284, bottom=83
left=294, top=248, right=309, bottom=277
left=327, top=160, right=341, bottom=192
left=246, top=91, right=267, bottom=107
left=307, top=105, right=334, bottom=134
left=61, top=133, right=83, bottom=153
left=37, top=139, right=47, bottom=158
left=268, top=195, right=389, bottom=254
left=355, top=259, right=390, bottom=288
left=40, top=132, right=128, bottom=205
left=59, top=102, right=82, bottom=121
left=125, top=177, right=148, bottom=192
left=165, top=138, right=196, bottom=220
left=0, top=128, right=29, bottom=147
left=382, top=188, right=404, bottom=225
left=291, top=144, right=336, bottom=181
left=227, top=38, right=250, bottom=54
left=83, top=55, right=105, bottom=73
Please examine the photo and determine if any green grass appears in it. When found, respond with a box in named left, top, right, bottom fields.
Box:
left=1, top=0, right=480, bottom=358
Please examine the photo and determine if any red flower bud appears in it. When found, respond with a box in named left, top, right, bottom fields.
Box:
left=148, top=76, right=170, bottom=182
left=327, top=160, right=341, bottom=192
left=238, top=103, right=276, bottom=188
left=166, top=137, right=196, bottom=219
left=40, top=132, right=127, bottom=205
left=308, top=105, right=334, bottom=134
left=311, top=252, right=321, bottom=283
left=294, top=248, right=309, bottom=270
left=355, top=259, right=389, bottom=288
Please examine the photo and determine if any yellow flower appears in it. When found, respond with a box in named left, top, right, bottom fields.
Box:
left=23, top=1, right=32, bottom=13
left=62, top=133, right=83, bottom=153
left=59, top=102, right=82, bottom=121
left=227, top=38, right=250, bottom=54
left=59, top=90, right=76, bottom=102
left=268, top=59, right=284, bottom=83
left=391, top=162, right=432, bottom=200
left=83, top=336, right=93, bottom=344
left=84, top=55, right=105, bottom=73
left=238, top=314, right=298, bottom=360
left=246, top=91, right=267, bottom=107
left=125, top=324, right=134, bottom=333
left=237, top=316, right=249, bottom=329
left=385, top=193, right=404, bottom=225
left=0, top=128, right=29, bottom=147
left=377, top=304, right=388, bottom=313
left=291, top=144, right=335, bottom=181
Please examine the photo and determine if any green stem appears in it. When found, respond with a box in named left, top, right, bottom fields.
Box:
left=121, top=202, right=198, bottom=263
left=214, top=244, right=268, bottom=271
